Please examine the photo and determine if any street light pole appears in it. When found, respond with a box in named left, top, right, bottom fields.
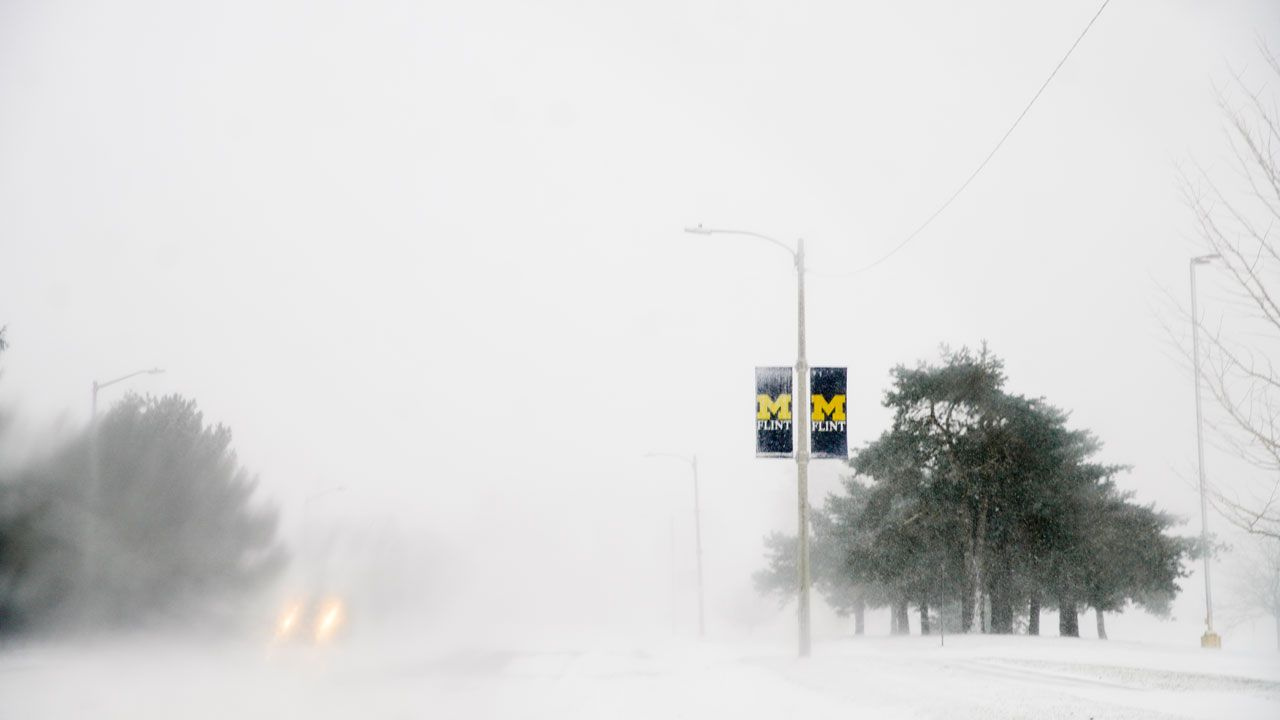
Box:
left=684, top=225, right=811, bottom=657
left=794, top=238, right=811, bottom=658
left=644, top=452, right=705, bottom=637
left=1190, top=254, right=1220, bottom=649
left=301, top=485, right=347, bottom=587
left=84, top=366, right=163, bottom=624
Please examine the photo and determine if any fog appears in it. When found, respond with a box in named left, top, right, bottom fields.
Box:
left=3, top=1, right=1280, bottom=717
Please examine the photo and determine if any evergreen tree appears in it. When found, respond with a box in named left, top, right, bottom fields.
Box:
left=882, top=346, right=1008, bottom=632
left=86, top=393, right=285, bottom=625
left=1, top=391, right=285, bottom=634
left=1076, top=489, right=1189, bottom=638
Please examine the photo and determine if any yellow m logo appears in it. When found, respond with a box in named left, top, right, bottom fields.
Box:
left=757, top=394, right=792, bottom=420
left=811, top=394, right=847, bottom=421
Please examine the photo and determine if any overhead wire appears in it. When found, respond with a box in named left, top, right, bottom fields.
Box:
left=809, top=0, right=1113, bottom=279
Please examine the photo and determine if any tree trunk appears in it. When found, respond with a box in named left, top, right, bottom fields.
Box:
left=854, top=599, right=865, bottom=636
left=968, top=498, right=989, bottom=633
left=1028, top=598, right=1040, bottom=636
left=960, top=584, right=975, bottom=634
left=920, top=602, right=931, bottom=636
left=1095, top=608, right=1107, bottom=640
left=1059, top=597, right=1079, bottom=637
left=990, top=597, right=1012, bottom=634
left=988, top=557, right=1014, bottom=634
left=1275, top=609, right=1279, bottom=651
left=960, top=507, right=976, bottom=633
left=892, top=599, right=910, bottom=635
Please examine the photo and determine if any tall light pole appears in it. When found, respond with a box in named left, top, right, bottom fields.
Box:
left=645, top=452, right=705, bottom=637
left=684, top=225, right=812, bottom=657
left=1190, top=253, right=1221, bottom=649
left=84, top=366, right=163, bottom=623
left=301, top=485, right=347, bottom=588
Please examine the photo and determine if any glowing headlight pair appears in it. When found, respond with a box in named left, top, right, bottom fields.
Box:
left=275, top=599, right=344, bottom=643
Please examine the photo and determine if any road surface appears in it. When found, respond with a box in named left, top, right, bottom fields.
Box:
left=2, top=632, right=1277, bottom=719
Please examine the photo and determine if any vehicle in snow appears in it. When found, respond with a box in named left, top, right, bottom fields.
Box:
left=273, top=596, right=347, bottom=645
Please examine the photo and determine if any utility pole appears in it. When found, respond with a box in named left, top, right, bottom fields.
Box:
left=1190, top=253, right=1221, bottom=649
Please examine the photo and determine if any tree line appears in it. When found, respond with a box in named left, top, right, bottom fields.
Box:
left=757, top=346, right=1192, bottom=638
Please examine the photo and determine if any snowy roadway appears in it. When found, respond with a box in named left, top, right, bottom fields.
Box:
left=2, top=632, right=1278, bottom=719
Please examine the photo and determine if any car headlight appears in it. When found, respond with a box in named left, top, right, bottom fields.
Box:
left=276, top=603, right=303, bottom=639
left=314, top=600, right=344, bottom=643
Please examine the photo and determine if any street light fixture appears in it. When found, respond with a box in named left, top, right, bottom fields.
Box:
left=1190, top=253, right=1221, bottom=649
left=91, top=367, right=165, bottom=419
left=684, top=224, right=813, bottom=658
left=644, top=452, right=705, bottom=638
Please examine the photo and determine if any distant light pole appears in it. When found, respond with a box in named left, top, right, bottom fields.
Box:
left=88, top=366, right=165, bottom=493
left=301, top=485, right=347, bottom=581
left=684, top=224, right=812, bottom=657
left=303, top=486, right=347, bottom=539
left=645, top=452, right=705, bottom=637
left=1190, top=253, right=1221, bottom=649
left=84, top=366, right=163, bottom=621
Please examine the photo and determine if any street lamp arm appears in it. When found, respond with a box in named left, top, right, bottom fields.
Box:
left=684, top=225, right=798, bottom=262
left=97, top=367, right=165, bottom=390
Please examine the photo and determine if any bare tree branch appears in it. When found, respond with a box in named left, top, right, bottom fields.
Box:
left=1171, top=47, right=1280, bottom=539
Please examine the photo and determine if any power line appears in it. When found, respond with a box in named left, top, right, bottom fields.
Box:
left=812, top=0, right=1112, bottom=279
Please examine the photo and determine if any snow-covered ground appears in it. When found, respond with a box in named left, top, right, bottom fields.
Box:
left=2, top=630, right=1277, bottom=719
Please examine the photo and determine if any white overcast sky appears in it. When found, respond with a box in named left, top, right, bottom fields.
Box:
left=2, top=0, right=1278, bottom=638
